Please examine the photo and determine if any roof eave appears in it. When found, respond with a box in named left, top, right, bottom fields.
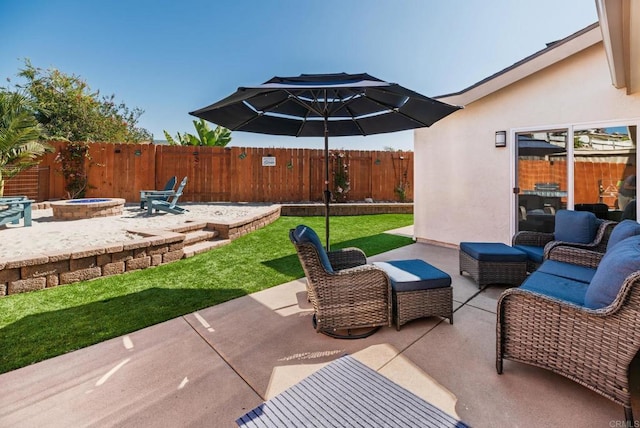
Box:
left=596, top=0, right=640, bottom=95
left=436, top=23, right=602, bottom=106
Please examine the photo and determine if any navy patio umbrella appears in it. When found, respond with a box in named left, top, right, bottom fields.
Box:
left=517, top=136, right=566, bottom=157
left=190, top=72, right=461, bottom=248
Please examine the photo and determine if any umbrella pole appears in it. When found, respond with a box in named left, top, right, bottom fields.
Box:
left=323, top=112, right=331, bottom=251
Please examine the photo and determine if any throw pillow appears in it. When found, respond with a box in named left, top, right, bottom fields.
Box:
left=606, top=220, right=640, bottom=252
left=584, top=235, right=640, bottom=309
left=554, top=210, right=598, bottom=244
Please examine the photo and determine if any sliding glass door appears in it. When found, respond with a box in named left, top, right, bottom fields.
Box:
left=515, top=123, right=637, bottom=233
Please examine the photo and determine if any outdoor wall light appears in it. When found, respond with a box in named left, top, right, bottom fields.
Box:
left=495, top=131, right=507, bottom=147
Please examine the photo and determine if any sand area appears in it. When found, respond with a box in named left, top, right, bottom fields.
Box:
left=0, top=202, right=279, bottom=260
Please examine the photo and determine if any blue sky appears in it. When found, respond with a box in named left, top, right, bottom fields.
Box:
left=1, top=0, right=598, bottom=150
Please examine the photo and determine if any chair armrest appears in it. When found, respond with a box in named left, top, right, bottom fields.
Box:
left=328, top=247, right=367, bottom=270
left=0, top=196, right=30, bottom=206
left=322, top=264, right=392, bottom=305
left=545, top=245, right=603, bottom=268
left=140, top=190, right=175, bottom=197
left=543, top=220, right=617, bottom=259
left=2, top=199, right=34, bottom=206
left=512, top=231, right=554, bottom=247
left=592, top=220, right=617, bottom=252
left=311, top=264, right=391, bottom=299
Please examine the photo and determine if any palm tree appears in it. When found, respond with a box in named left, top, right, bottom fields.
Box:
left=0, top=91, right=51, bottom=196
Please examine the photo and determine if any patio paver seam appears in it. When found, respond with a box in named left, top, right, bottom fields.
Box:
left=181, top=314, right=264, bottom=400
left=378, top=317, right=449, bottom=373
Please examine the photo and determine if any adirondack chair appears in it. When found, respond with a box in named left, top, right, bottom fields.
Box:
left=0, top=196, right=34, bottom=227
left=139, top=176, right=177, bottom=209
left=147, top=177, right=188, bottom=215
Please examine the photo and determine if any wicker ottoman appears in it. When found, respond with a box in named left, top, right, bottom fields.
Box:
left=459, top=242, right=527, bottom=288
left=373, top=259, right=453, bottom=330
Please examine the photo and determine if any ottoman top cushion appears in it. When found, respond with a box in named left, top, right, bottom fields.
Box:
left=374, top=259, right=451, bottom=292
left=460, top=242, right=527, bottom=262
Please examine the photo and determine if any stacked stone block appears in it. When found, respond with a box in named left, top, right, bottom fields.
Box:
left=0, top=231, right=184, bottom=296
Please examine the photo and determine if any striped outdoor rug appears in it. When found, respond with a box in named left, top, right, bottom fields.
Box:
left=237, top=355, right=470, bottom=428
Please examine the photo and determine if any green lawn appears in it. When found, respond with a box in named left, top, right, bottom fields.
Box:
left=0, top=214, right=413, bottom=374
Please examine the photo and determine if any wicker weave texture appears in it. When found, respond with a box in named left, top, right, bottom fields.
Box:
left=459, top=250, right=527, bottom=288
left=496, top=271, right=640, bottom=419
left=546, top=246, right=603, bottom=268
left=394, top=287, right=453, bottom=330
left=511, top=230, right=554, bottom=247
left=293, top=243, right=392, bottom=334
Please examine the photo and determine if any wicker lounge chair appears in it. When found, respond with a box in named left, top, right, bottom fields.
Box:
left=289, top=225, right=392, bottom=338
left=512, top=209, right=616, bottom=271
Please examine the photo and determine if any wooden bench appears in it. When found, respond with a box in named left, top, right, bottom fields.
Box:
left=0, top=197, right=34, bottom=227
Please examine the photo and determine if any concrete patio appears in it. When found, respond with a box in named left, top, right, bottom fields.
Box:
left=1, top=227, right=638, bottom=427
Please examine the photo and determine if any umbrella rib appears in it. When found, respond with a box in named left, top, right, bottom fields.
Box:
left=284, top=89, right=325, bottom=137
left=225, top=93, right=299, bottom=130
left=368, top=86, right=449, bottom=127
left=330, top=88, right=367, bottom=135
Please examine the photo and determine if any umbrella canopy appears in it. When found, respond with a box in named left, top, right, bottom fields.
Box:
left=190, top=72, right=461, bottom=248
left=517, top=136, right=565, bottom=156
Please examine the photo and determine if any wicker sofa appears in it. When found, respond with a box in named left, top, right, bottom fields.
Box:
left=289, top=225, right=392, bottom=338
left=497, top=220, right=640, bottom=425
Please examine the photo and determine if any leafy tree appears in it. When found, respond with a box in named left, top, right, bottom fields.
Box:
left=164, top=119, right=231, bottom=146
left=8, top=59, right=152, bottom=143
left=0, top=91, right=51, bottom=196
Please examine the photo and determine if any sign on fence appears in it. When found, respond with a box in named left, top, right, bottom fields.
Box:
left=262, top=156, right=276, bottom=167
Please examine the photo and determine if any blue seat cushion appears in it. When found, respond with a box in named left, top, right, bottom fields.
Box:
left=460, top=242, right=527, bottom=262
left=554, top=210, right=599, bottom=244
left=520, top=271, right=590, bottom=306
left=290, top=225, right=334, bottom=273
left=536, top=260, right=596, bottom=284
left=585, top=235, right=640, bottom=309
left=512, top=245, right=544, bottom=264
left=373, top=259, right=451, bottom=292
left=606, top=220, right=640, bottom=252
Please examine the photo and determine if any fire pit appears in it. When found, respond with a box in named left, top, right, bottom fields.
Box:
left=51, top=198, right=126, bottom=220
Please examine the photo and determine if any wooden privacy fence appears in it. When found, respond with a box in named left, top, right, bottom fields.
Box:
left=8, top=142, right=414, bottom=203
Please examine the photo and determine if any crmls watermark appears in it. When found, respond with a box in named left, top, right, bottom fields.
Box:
left=609, top=420, right=640, bottom=428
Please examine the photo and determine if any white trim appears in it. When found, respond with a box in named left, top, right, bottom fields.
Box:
left=596, top=0, right=625, bottom=88
left=567, top=127, right=575, bottom=209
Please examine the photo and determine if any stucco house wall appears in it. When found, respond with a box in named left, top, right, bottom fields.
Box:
left=414, top=40, right=640, bottom=247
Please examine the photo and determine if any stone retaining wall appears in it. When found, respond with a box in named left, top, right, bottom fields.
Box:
left=0, top=206, right=283, bottom=297
left=208, top=207, right=282, bottom=239
left=0, top=230, right=185, bottom=296
left=280, top=203, right=413, bottom=216
left=0, top=203, right=406, bottom=297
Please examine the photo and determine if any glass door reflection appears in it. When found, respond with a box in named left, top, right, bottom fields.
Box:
left=516, top=130, right=568, bottom=232
left=573, top=125, right=636, bottom=221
